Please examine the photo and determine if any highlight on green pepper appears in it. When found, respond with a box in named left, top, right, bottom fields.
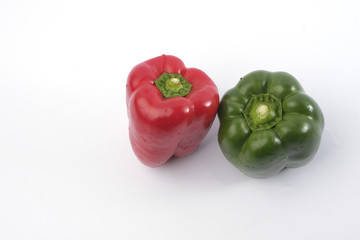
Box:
left=218, top=70, right=324, bottom=178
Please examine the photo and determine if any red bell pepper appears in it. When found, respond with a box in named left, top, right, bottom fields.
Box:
left=126, top=55, right=219, bottom=167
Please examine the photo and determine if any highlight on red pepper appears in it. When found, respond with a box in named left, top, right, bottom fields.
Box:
left=126, top=55, right=219, bottom=167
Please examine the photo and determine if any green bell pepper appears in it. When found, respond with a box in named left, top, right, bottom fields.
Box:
left=218, top=70, right=324, bottom=178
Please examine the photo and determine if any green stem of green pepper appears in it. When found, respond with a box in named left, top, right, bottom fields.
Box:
left=243, top=93, right=282, bottom=131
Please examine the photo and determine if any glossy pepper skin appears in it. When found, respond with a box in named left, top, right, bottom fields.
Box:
left=126, top=55, right=219, bottom=167
left=218, top=70, right=324, bottom=178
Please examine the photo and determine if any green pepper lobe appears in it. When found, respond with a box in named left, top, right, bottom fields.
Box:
left=155, top=73, right=192, bottom=98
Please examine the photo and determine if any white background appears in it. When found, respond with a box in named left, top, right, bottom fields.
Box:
left=1, top=0, right=359, bottom=239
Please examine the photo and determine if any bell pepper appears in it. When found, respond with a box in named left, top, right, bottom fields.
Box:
left=126, top=55, right=219, bottom=167
left=218, top=70, right=324, bottom=178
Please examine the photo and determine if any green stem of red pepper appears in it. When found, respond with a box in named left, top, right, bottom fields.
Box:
left=155, top=73, right=192, bottom=98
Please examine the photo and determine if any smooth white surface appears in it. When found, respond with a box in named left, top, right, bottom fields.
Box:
left=1, top=0, right=360, bottom=239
